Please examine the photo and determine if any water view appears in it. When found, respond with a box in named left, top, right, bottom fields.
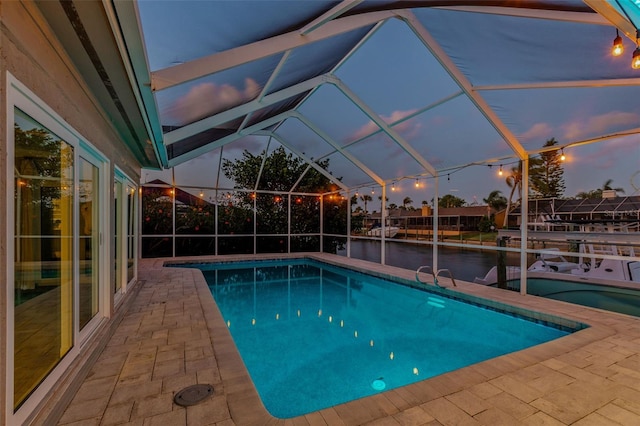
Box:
left=338, top=240, right=499, bottom=283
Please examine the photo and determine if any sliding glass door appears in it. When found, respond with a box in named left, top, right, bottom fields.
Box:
left=78, top=156, right=101, bottom=332
left=9, top=83, right=108, bottom=420
left=114, top=171, right=137, bottom=300
left=13, top=109, right=75, bottom=410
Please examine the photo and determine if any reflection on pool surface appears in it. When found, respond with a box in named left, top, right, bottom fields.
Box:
left=181, top=259, right=578, bottom=418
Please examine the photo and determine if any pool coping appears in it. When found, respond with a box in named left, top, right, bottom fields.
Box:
left=158, top=252, right=628, bottom=425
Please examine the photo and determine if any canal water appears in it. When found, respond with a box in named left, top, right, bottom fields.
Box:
left=337, top=240, right=501, bottom=283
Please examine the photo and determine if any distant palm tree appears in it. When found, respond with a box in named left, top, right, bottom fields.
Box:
left=576, top=179, right=625, bottom=199
left=503, top=163, right=522, bottom=228
left=360, top=194, right=372, bottom=215
left=601, top=179, right=625, bottom=195
left=388, top=203, right=398, bottom=211
left=483, top=190, right=507, bottom=211
left=421, top=200, right=429, bottom=206
left=402, top=196, right=413, bottom=210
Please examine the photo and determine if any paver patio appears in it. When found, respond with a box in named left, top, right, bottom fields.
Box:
left=58, top=254, right=640, bottom=425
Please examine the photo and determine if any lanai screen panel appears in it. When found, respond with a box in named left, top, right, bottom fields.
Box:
left=265, top=26, right=375, bottom=94
left=345, top=132, right=425, bottom=181
left=480, top=86, right=640, bottom=152
left=155, top=55, right=283, bottom=128
left=403, top=96, right=516, bottom=170
left=335, top=18, right=462, bottom=115
left=321, top=150, right=380, bottom=188
left=273, top=119, right=337, bottom=161
left=138, top=0, right=338, bottom=71
left=411, top=7, right=630, bottom=86
left=297, top=84, right=380, bottom=146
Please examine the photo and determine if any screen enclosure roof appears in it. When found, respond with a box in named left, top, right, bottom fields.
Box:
left=37, top=1, right=640, bottom=195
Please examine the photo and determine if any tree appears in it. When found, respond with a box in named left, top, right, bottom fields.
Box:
left=222, top=146, right=347, bottom=253
left=576, top=179, right=625, bottom=199
left=483, top=190, right=507, bottom=211
left=388, top=203, right=398, bottom=211
left=503, top=162, right=522, bottom=228
left=529, top=138, right=566, bottom=198
left=360, top=194, right=372, bottom=215
left=437, top=194, right=466, bottom=208
left=402, top=196, right=413, bottom=210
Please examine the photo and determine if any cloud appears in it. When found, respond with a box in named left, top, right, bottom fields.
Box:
left=562, top=111, right=639, bottom=141
left=167, top=78, right=261, bottom=125
left=573, top=135, right=640, bottom=170
left=518, top=122, right=553, bottom=142
left=348, top=109, right=422, bottom=142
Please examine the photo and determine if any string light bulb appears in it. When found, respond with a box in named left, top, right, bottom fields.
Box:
left=633, top=46, right=640, bottom=69
left=560, top=148, right=566, bottom=162
left=612, top=29, right=624, bottom=57
left=415, top=179, right=419, bottom=188
left=633, top=30, right=640, bottom=70
left=498, top=165, right=503, bottom=176
left=391, top=182, right=396, bottom=191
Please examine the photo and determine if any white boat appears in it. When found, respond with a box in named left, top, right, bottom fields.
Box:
left=476, top=218, right=640, bottom=285
left=473, top=249, right=580, bottom=285
left=366, top=226, right=400, bottom=238
left=474, top=247, right=640, bottom=285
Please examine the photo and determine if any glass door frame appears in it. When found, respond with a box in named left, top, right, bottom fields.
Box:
left=77, top=145, right=108, bottom=343
left=5, top=73, right=109, bottom=425
left=114, top=168, right=137, bottom=305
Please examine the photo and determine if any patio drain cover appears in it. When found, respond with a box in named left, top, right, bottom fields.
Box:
left=174, top=384, right=214, bottom=406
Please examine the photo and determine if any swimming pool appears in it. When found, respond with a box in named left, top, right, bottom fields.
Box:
left=181, top=259, right=577, bottom=418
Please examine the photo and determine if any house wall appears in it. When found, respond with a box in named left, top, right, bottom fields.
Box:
left=1, top=1, right=143, bottom=423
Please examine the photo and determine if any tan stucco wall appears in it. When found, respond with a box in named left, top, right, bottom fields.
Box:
left=1, top=0, right=145, bottom=423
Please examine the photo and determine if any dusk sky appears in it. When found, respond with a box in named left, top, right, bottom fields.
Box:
left=138, top=1, right=640, bottom=207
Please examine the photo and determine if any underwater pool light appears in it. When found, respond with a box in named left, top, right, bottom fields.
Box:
left=371, top=378, right=386, bottom=391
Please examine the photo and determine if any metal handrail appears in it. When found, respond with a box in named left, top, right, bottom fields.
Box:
left=415, top=265, right=434, bottom=285
left=434, top=268, right=457, bottom=287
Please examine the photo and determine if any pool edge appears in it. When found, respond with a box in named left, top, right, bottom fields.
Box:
left=164, top=253, right=618, bottom=424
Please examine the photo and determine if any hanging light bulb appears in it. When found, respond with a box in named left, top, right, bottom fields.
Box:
left=391, top=182, right=396, bottom=191
left=415, top=179, right=419, bottom=188
left=560, top=148, right=566, bottom=162
left=633, top=46, right=640, bottom=69
left=612, top=29, right=624, bottom=57
left=498, top=165, right=503, bottom=176
left=633, top=30, right=640, bottom=70
left=371, top=187, right=375, bottom=194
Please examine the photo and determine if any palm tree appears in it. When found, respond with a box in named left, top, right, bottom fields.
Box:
left=601, top=179, right=625, bottom=195
left=360, top=194, right=372, bottom=215
left=483, top=190, right=507, bottom=211
left=576, top=179, right=625, bottom=199
left=402, top=196, right=413, bottom=210
left=503, top=163, right=522, bottom=228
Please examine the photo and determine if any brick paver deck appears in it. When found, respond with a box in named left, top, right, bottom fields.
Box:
left=58, top=254, right=640, bottom=425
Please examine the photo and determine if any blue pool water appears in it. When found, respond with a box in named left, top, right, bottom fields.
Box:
left=185, top=259, right=574, bottom=418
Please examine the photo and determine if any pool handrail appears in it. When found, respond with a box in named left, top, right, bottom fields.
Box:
left=435, top=268, right=457, bottom=287
left=416, top=265, right=457, bottom=288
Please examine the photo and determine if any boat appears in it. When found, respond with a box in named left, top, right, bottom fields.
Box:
left=366, top=226, right=400, bottom=238
left=473, top=249, right=579, bottom=285
left=475, top=217, right=640, bottom=285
